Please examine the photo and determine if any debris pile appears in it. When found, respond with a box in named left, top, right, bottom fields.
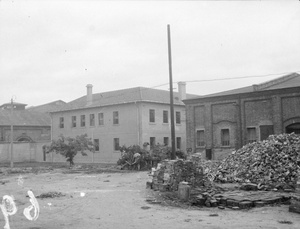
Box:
left=36, top=191, right=66, bottom=199
left=149, top=159, right=204, bottom=192
left=212, top=133, right=300, bottom=190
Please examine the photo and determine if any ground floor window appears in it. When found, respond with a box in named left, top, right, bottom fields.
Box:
left=247, top=127, right=256, bottom=143
left=113, top=138, right=120, bottom=151
left=176, top=137, right=181, bottom=150
left=196, top=130, right=205, bottom=147
left=163, top=137, right=169, bottom=146
left=286, top=123, right=300, bottom=134
left=150, top=137, right=156, bottom=149
left=221, top=129, right=230, bottom=146
left=94, top=139, right=99, bottom=152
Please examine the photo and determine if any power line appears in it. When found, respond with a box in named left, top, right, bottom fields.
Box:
left=181, top=71, right=300, bottom=84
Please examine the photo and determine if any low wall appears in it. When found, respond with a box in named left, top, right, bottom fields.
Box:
left=0, top=142, right=49, bottom=162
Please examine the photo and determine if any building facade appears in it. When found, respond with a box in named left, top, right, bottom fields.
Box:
left=184, top=72, right=300, bottom=161
left=0, top=102, right=51, bottom=143
left=50, top=83, right=197, bottom=163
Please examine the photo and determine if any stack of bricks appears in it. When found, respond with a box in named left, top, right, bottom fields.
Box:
left=150, top=159, right=204, bottom=192
left=289, top=176, right=300, bottom=214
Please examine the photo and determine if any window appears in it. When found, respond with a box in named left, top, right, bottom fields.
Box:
left=176, top=137, right=181, bottom=150
left=94, top=139, right=99, bottom=152
left=113, top=138, right=120, bottom=151
left=59, top=117, right=64, bottom=128
left=150, top=137, right=156, bottom=149
left=176, top=111, right=181, bottom=124
left=113, top=111, right=119, bottom=125
left=71, top=116, right=76, bottom=128
left=196, top=130, right=205, bottom=147
left=221, top=129, right=230, bottom=146
left=163, top=110, right=168, bottom=123
left=149, top=109, right=155, bottom=123
left=163, top=137, right=169, bottom=146
left=247, top=127, right=256, bottom=143
left=98, top=113, right=104, bottom=125
left=80, top=115, right=85, bottom=127
left=90, top=114, right=95, bottom=126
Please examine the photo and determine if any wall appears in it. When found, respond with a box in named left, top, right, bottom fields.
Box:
left=185, top=87, right=300, bottom=161
left=0, top=126, right=50, bottom=142
left=51, top=103, right=139, bottom=163
left=140, top=102, right=187, bottom=150
left=0, top=142, right=48, bottom=162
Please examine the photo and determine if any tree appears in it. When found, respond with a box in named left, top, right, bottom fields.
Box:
left=47, top=134, right=94, bottom=166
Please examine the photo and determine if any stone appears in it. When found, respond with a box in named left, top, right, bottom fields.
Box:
left=239, top=201, right=254, bottom=209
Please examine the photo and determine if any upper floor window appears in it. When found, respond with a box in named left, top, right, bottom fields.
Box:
left=90, top=114, right=95, bottom=126
left=71, top=116, right=76, bottom=128
left=221, top=129, right=230, bottom=146
left=176, top=111, right=181, bottom=124
left=94, top=139, right=99, bottom=152
left=80, top=115, right=86, bottom=127
left=149, top=109, right=155, bottom=123
left=196, top=130, right=205, bottom=147
left=113, top=138, right=120, bottom=151
left=113, top=111, right=119, bottom=125
left=247, top=127, right=256, bottom=143
left=163, top=110, right=168, bottom=123
left=59, top=117, right=64, bottom=128
left=98, top=113, right=104, bottom=125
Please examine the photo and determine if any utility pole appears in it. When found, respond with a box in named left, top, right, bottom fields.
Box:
left=167, top=24, right=176, bottom=159
left=10, top=98, right=14, bottom=168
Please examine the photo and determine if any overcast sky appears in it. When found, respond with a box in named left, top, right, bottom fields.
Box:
left=1, top=1, right=299, bottom=107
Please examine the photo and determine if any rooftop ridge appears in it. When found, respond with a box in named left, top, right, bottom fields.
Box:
left=253, top=72, right=299, bottom=91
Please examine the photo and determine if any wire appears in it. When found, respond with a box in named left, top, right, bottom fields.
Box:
left=178, top=71, right=300, bottom=84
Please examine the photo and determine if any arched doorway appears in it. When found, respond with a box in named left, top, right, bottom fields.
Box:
left=286, top=123, right=300, bottom=134
left=16, top=136, right=33, bottom=142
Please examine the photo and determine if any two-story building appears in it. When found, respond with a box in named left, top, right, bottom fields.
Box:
left=50, top=82, right=198, bottom=163
left=184, top=72, right=300, bottom=161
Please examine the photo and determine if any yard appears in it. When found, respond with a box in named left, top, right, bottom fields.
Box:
left=0, top=162, right=299, bottom=229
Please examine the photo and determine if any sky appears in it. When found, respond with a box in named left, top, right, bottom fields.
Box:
left=0, top=0, right=300, bottom=107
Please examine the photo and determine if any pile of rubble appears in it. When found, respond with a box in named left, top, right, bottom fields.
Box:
left=212, top=133, right=300, bottom=190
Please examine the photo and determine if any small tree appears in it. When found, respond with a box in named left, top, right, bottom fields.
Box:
left=47, top=134, right=94, bottom=167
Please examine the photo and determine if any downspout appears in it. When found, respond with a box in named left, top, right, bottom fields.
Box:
left=50, top=113, right=54, bottom=163
left=135, top=101, right=141, bottom=145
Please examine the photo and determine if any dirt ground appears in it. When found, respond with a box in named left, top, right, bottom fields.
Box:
left=0, top=164, right=300, bottom=229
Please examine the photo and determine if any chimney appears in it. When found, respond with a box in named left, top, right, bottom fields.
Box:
left=86, top=84, right=93, bottom=106
left=178, top=81, right=186, bottom=101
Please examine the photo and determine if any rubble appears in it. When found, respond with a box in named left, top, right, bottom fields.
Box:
left=212, top=133, right=300, bottom=190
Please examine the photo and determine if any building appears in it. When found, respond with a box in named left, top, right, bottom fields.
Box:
left=184, top=72, right=300, bottom=161
left=0, top=102, right=51, bottom=143
left=27, top=100, right=66, bottom=113
left=50, top=83, right=197, bottom=163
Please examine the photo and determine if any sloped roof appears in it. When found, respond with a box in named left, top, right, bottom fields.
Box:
left=27, top=100, right=66, bottom=113
left=187, top=72, right=300, bottom=100
left=0, top=110, right=51, bottom=126
left=51, top=87, right=198, bottom=113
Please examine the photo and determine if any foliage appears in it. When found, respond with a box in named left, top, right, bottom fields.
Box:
left=117, top=144, right=187, bottom=170
left=117, top=145, right=151, bottom=170
left=46, top=134, right=94, bottom=166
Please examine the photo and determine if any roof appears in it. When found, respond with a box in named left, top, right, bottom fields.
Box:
left=186, top=72, right=300, bottom=100
left=0, top=109, right=51, bottom=126
left=27, top=100, right=66, bottom=113
left=51, top=87, right=198, bottom=113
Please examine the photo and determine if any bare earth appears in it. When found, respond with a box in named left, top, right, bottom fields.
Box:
left=0, top=168, right=300, bottom=229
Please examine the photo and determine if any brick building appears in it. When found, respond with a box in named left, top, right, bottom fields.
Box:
left=50, top=83, right=198, bottom=163
left=184, top=72, right=300, bottom=161
left=0, top=102, right=51, bottom=143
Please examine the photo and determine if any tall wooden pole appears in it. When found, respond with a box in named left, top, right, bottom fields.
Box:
left=167, top=24, right=176, bottom=159
left=10, top=98, right=14, bottom=168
